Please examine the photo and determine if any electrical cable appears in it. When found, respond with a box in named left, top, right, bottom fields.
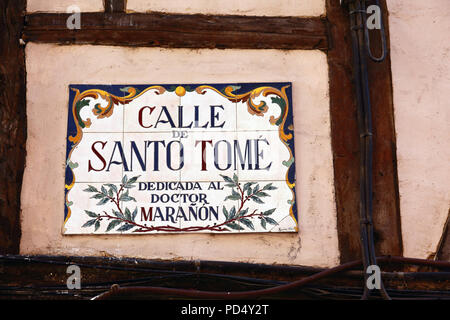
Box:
left=345, top=0, right=390, bottom=300
left=91, top=256, right=450, bottom=300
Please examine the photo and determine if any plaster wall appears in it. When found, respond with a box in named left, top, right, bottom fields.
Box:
left=126, top=0, right=325, bottom=17
left=388, top=0, right=450, bottom=259
left=21, top=44, right=339, bottom=268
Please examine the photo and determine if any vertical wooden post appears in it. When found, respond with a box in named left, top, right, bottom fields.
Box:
left=104, top=0, right=127, bottom=13
left=326, top=0, right=403, bottom=262
left=0, top=0, right=26, bottom=254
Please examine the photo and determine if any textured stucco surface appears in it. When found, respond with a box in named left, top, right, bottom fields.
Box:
left=21, top=44, right=339, bottom=267
left=126, top=0, right=325, bottom=17
left=26, top=0, right=324, bottom=16
left=27, top=0, right=103, bottom=12
left=389, top=0, right=450, bottom=258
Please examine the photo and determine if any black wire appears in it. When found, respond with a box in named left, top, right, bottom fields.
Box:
left=346, top=0, right=391, bottom=300
left=1, top=255, right=449, bottom=299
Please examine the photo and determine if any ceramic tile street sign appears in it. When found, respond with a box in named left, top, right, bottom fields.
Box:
left=63, top=83, right=297, bottom=234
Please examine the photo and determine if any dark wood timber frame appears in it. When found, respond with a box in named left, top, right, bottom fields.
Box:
left=326, top=0, right=403, bottom=261
left=0, top=0, right=26, bottom=254
left=0, top=0, right=409, bottom=263
left=23, top=13, right=328, bottom=50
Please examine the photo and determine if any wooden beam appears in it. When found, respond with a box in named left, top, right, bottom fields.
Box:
left=435, top=211, right=450, bottom=261
left=326, top=0, right=402, bottom=263
left=104, top=0, right=126, bottom=13
left=0, top=0, right=26, bottom=254
left=22, top=12, right=328, bottom=50
left=1, top=255, right=448, bottom=299
left=365, top=0, right=403, bottom=258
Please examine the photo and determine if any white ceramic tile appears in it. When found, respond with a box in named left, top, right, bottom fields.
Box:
left=180, top=131, right=238, bottom=182
left=236, top=92, right=283, bottom=132
left=77, top=96, right=124, bottom=133
left=124, top=87, right=181, bottom=132
left=65, top=83, right=297, bottom=234
left=235, top=130, right=292, bottom=181
left=268, top=214, right=298, bottom=233
left=124, top=180, right=182, bottom=233
left=178, top=181, right=240, bottom=233
left=68, top=132, right=123, bottom=183
left=64, top=182, right=123, bottom=234
left=122, top=132, right=181, bottom=182
left=230, top=180, right=296, bottom=233
left=179, top=86, right=236, bottom=132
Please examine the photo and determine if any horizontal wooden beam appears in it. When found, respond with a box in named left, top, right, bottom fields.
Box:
left=1, top=255, right=449, bottom=300
left=23, top=12, right=328, bottom=50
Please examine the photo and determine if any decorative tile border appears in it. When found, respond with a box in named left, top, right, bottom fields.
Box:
left=63, top=83, right=297, bottom=234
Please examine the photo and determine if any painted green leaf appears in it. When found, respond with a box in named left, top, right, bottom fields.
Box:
left=265, top=217, right=278, bottom=225
left=117, top=224, right=135, bottom=232
left=131, top=207, right=138, bottom=221
left=252, top=197, right=264, bottom=204
left=94, top=220, right=101, bottom=231
left=243, top=182, right=253, bottom=193
left=83, top=185, right=98, bottom=192
left=233, top=173, right=238, bottom=183
left=225, top=194, right=240, bottom=201
left=121, top=195, right=136, bottom=202
left=84, top=210, right=98, bottom=218
left=226, top=222, right=244, bottom=231
left=238, top=207, right=248, bottom=217
left=256, top=191, right=270, bottom=197
left=263, top=183, right=277, bottom=191
left=119, top=189, right=131, bottom=201
left=90, top=193, right=105, bottom=200
left=127, top=175, right=141, bottom=185
left=106, top=219, right=122, bottom=232
left=97, top=197, right=110, bottom=206
left=220, top=174, right=234, bottom=184
left=260, top=218, right=267, bottom=230
left=229, top=206, right=236, bottom=219
left=122, top=175, right=128, bottom=185
left=239, top=218, right=254, bottom=230
left=223, top=207, right=229, bottom=220
left=101, top=185, right=107, bottom=195
left=124, top=207, right=132, bottom=220
left=113, top=210, right=124, bottom=219
left=231, top=188, right=240, bottom=198
left=263, top=208, right=276, bottom=216
left=105, top=184, right=118, bottom=194
left=82, top=219, right=97, bottom=228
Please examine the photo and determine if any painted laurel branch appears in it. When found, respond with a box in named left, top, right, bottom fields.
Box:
left=220, top=174, right=279, bottom=231
left=70, top=84, right=291, bottom=231
left=65, top=86, right=166, bottom=224
left=81, top=175, right=278, bottom=233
